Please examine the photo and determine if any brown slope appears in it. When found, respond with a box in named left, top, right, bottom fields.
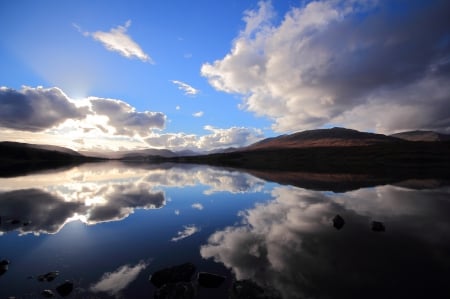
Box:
left=244, top=127, right=401, bottom=150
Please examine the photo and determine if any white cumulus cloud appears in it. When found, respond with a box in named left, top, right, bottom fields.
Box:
left=201, top=0, right=450, bottom=134
left=145, top=125, right=264, bottom=151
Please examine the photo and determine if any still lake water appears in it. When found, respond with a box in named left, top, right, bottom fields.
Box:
left=1, top=162, right=449, bottom=298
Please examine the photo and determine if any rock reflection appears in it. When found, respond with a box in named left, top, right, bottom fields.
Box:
left=201, top=185, right=450, bottom=299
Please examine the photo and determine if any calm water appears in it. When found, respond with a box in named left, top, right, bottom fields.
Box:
left=1, top=162, right=449, bottom=298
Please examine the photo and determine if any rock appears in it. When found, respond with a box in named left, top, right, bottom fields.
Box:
left=0, top=259, right=10, bottom=266
left=41, top=289, right=54, bottom=297
left=23, top=221, right=31, bottom=226
left=37, top=271, right=59, bottom=282
left=371, top=221, right=386, bottom=232
left=154, top=282, right=195, bottom=299
left=0, top=259, right=9, bottom=276
left=56, top=280, right=74, bottom=297
left=230, top=280, right=282, bottom=299
left=11, top=219, right=21, bottom=225
left=332, top=214, right=345, bottom=230
left=150, top=263, right=196, bottom=288
left=197, top=272, right=225, bottom=288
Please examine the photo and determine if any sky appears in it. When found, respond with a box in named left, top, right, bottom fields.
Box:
left=0, top=0, right=449, bottom=152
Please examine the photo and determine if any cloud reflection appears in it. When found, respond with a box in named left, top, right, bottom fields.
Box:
left=0, top=163, right=266, bottom=235
left=201, top=185, right=450, bottom=299
left=171, top=225, right=200, bottom=242
left=90, top=260, right=148, bottom=296
left=142, top=165, right=265, bottom=194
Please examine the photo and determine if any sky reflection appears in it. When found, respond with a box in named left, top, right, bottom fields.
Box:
left=1, top=163, right=449, bottom=298
left=201, top=185, right=450, bottom=299
left=0, top=162, right=266, bottom=235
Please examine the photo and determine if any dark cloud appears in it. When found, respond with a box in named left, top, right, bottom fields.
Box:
left=0, top=86, right=167, bottom=138
left=202, top=0, right=450, bottom=133
left=0, top=86, right=86, bottom=131
left=90, top=98, right=166, bottom=136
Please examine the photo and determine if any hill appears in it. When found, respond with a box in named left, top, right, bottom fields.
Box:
left=0, top=142, right=102, bottom=177
left=166, top=128, right=450, bottom=175
left=244, top=127, right=401, bottom=150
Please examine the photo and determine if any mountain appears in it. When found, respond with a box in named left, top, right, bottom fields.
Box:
left=80, top=148, right=177, bottom=159
left=0, top=141, right=85, bottom=160
left=167, top=127, right=450, bottom=174
left=243, top=127, right=400, bottom=150
left=390, top=130, right=450, bottom=142
left=0, top=141, right=103, bottom=177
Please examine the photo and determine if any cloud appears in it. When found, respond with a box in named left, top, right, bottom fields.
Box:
left=191, top=203, right=204, bottom=210
left=171, top=224, right=200, bottom=242
left=201, top=185, right=450, bottom=298
left=0, top=86, right=86, bottom=132
left=201, top=0, right=450, bottom=134
left=145, top=126, right=264, bottom=151
left=192, top=111, right=204, bottom=117
left=90, top=261, right=148, bottom=295
left=90, top=98, right=166, bottom=136
left=80, top=20, right=153, bottom=63
left=0, top=86, right=166, bottom=144
left=171, top=80, right=200, bottom=96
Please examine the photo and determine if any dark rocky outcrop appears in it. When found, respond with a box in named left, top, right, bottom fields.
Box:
left=0, top=259, right=9, bottom=276
left=37, top=271, right=59, bottom=282
left=41, top=289, right=54, bottom=297
left=154, top=282, right=195, bottom=299
left=150, top=263, right=196, bottom=289
left=371, top=221, right=386, bottom=232
left=332, top=214, right=345, bottom=230
left=197, top=272, right=226, bottom=288
left=56, top=280, right=74, bottom=297
left=230, top=280, right=282, bottom=299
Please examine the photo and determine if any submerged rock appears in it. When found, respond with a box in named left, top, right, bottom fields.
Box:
left=56, top=280, right=74, bottom=297
left=37, top=271, right=59, bottom=282
left=0, top=259, right=10, bottom=266
left=0, top=259, right=9, bottom=276
left=371, top=221, right=386, bottom=232
left=230, top=280, right=282, bottom=299
left=154, top=282, right=195, bottom=299
left=332, top=214, right=345, bottom=230
left=197, top=272, right=226, bottom=288
left=150, top=263, right=196, bottom=288
left=41, top=289, right=54, bottom=297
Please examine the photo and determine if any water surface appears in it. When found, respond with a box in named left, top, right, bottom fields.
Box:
left=1, top=162, right=449, bottom=298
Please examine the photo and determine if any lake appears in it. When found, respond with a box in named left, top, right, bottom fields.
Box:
left=1, top=162, right=449, bottom=298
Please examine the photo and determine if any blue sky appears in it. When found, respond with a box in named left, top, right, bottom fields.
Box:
left=1, top=0, right=449, bottom=151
